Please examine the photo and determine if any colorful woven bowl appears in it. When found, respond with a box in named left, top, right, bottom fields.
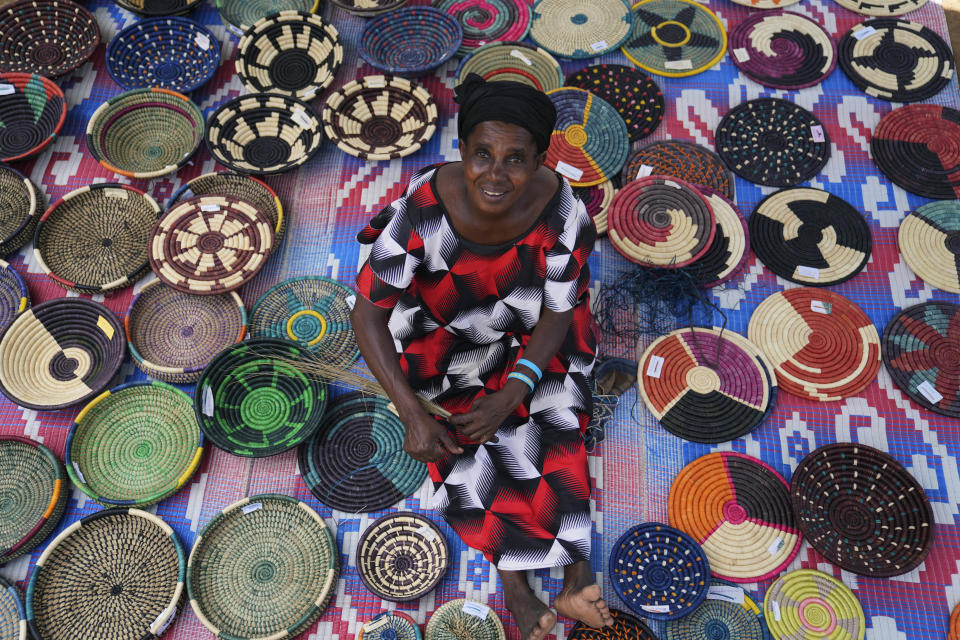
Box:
left=218, top=0, right=320, bottom=36
left=0, top=298, right=125, bottom=411
left=0, top=73, right=66, bottom=163
left=0, top=164, right=41, bottom=257
left=792, top=442, right=934, bottom=577
left=530, top=0, right=633, bottom=58
left=622, top=0, right=726, bottom=78
left=565, top=64, right=664, bottom=143
left=569, top=609, right=657, bottom=639
left=0, top=436, right=66, bottom=565
left=546, top=87, right=628, bottom=187
left=730, top=11, right=836, bottom=90
left=206, top=93, right=323, bottom=175
left=434, top=0, right=531, bottom=56
left=188, top=494, right=338, bottom=639
left=359, top=611, right=422, bottom=640
left=126, top=279, right=247, bottom=384
left=330, top=0, right=407, bottom=17
left=684, top=187, right=749, bottom=288
left=831, top=0, right=926, bottom=16
left=324, top=75, right=438, bottom=161
left=573, top=181, right=616, bottom=236
left=360, top=7, right=462, bottom=77
left=358, top=512, right=448, bottom=602
left=0, top=575, right=26, bottom=640
left=425, top=600, right=506, bottom=640
left=763, top=570, right=865, bottom=640
left=196, top=338, right=328, bottom=458
left=298, top=391, right=427, bottom=512
left=0, top=0, right=99, bottom=77
left=250, top=276, right=359, bottom=365
left=237, top=11, right=342, bottom=101
left=664, top=580, right=767, bottom=639
left=106, top=17, right=220, bottom=94
left=621, top=140, right=734, bottom=198
left=728, top=0, right=799, bottom=9
left=112, top=0, right=202, bottom=16
left=66, top=381, right=203, bottom=508
left=86, top=88, right=204, bottom=179
left=34, top=183, right=160, bottom=294
left=149, top=194, right=274, bottom=296
left=26, top=509, right=184, bottom=640
left=456, top=41, right=564, bottom=92
left=0, top=260, right=27, bottom=338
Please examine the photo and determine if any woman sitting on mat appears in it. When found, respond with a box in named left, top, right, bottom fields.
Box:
left=351, top=74, right=611, bottom=640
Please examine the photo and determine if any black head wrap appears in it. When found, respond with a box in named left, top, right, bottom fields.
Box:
left=454, top=73, right=556, bottom=155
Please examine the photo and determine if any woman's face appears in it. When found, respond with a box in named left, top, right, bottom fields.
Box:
left=458, top=120, right=545, bottom=217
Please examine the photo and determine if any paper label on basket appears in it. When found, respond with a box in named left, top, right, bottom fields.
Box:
left=591, top=40, right=608, bottom=52
left=153, top=604, right=177, bottom=635
left=810, top=125, right=825, bottom=142
left=416, top=525, right=437, bottom=541
left=242, top=502, right=262, bottom=514
left=462, top=601, right=490, bottom=619
left=510, top=49, right=533, bottom=66
left=200, top=204, right=220, bottom=212
left=771, top=601, right=782, bottom=621
left=811, top=300, right=832, bottom=315
left=345, top=294, right=356, bottom=310
left=917, top=380, right=944, bottom=404
left=768, top=537, right=785, bottom=555
left=664, top=59, right=692, bottom=70
left=555, top=161, right=584, bottom=181
left=301, top=87, right=317, bottom=99
left=637, top=164, right=654, bottom=179
left=646, top=355, right=664, bottom=378
left=363, top=616, right=390, bottom=632
left=0, top=84, right=14, bottom=96
left=104, top=188, right=128, bottom=199
left=733, top=48, right=750, bottom=62
left=72, top=462, right=86, bottom=484
left=853, top=26, right=877, bottom=40
left=291, top=109, right=313, bottom=129
left=202, top=385, right=214, bottom=416
left=194, top=33, right=211, bottom=50
left=707, top=585, right=745, bottom=604
left=797, top=265, right=820, bottom=279
left=96, top=316, right=115, bottom=339
left=641, top=604, right=671, bottom=613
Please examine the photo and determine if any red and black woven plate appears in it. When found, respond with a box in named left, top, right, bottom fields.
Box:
left=871, top=104, right=960, bottom=199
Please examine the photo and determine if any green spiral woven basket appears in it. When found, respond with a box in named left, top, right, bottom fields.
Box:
left=188, top=494, right=338, bottom=640
left=425, top=600, right=506, bottom=640
left=218, top=0, right=319, bottom=36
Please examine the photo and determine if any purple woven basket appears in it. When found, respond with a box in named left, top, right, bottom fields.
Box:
left=359, top=6, right=462, bottom=76
left=729, top=11, right=836, bottom=90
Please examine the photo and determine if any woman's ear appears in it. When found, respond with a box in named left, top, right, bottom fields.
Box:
left=457, top=138, right=465, bottom=158
left=535, top=150, right=547, bottom=169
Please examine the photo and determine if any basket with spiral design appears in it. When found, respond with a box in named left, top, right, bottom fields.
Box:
left=0, top=0, right=99, bottom=77
left=34, top=184, right=161, bottom=294
left=0, top=260, right=27, bottom=338
left=456, top=41, right=564, bottom=92
left=763, top=569, right=865, bottom=640
left=0, top=164, right=41, bottom=257
left=425, top=600, right=506, bottom=640
left=218, top=0, right=320, bottom=36
left=664, top=580, right=767, bottom=639
left=359, top=7, right=462, bottom=77
left=112, top=0, right=203, bottom=16
left=0, top=73, right=66, bottom=163
left=359, top=611, right=422, bottom=640
left=433, top=0, right=531, bottom=56
left=358, top=512, right=449, bottom=602
left=0, top=575, right=26, bottom=640
left=530, top=0, right=634, bottom=59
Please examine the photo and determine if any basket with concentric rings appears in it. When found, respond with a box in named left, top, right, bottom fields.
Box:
left=26, top=508, right=184, bottom=640
left=107, top=17, right=220, bottom=94
left=546, top=87, right=628, bottom=187
left=0, top=73, right=66, bottom=163
left=237, top=11, right=343, bottom=101
left=34, top=183, right=160, bottom=295
left=206, top=93, right=323, bottom=175
left=565, top=64, right=664, bottom=143
left=456, top=41, right=563, bottom=92
left=126, top=279, right=248, bottom=385
left=569, top=608, right=657, bottom=639
left=684, top=187, right=749, bottom=288
left=112, top=0, right=202, bottom=16
left=0, top=164, right=41, bottom=257
left=0, top=436, right=67, bottom=565
left=188, top=494, right=338, bottom=640
left=573, top=181, right=615, bottom=236
left=530, top=0, right=634, bottom=59
left=425, top=600, right=506, bottom=640
left=358, top=512, right=448, bottom=602
left=219, top=0, right=320, bottom=36
left=359, top=611, right=421, bottom=640
left=66, top=381, right=203, bottom=508
left=621, top=140, right=734, bottom=198
left=664, top=580, right=767, bottom=640
left=0, top=298, right=126, bottom=411
left=196, top=338, right=328, bottom=458
left=0, top=260, right=27, bottom=339
left=0, top=574, right=26, bottom=640
left=763, top=570, right=865, bottom=640
left=434, top=0, right=531, bottom=56
left=324, top=75, right=438, bottom=161
left=0, top=0, right=99, bottom=77
left=729, top=11, right=836, bottom=90
left=330, top=0, right=407, bottom=17
left=360, top=7, right=462, bottom=77
left=621, top=0, right=726, bottom=78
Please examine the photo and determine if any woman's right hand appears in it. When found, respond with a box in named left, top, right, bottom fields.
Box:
left=403, top=410, right=464, bottom=463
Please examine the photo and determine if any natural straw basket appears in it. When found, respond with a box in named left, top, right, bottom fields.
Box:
left=0, top=164, right=41, bottom=257
left=565, top=64, right=664, bottom=143
left=530, top=0, right=633, bottom=59
left=0, top=73, right=66, bottom=163
left=729, top=11, right=836, bottom=90
left=425, top=600, right=506, bottom=640
left=684, top=187, right=749, bottom=288
left=456, top=41, right=563, bottom=92
left=0, top=260, right=28, bottom=338
left=0, top=575, right=26, bottom=640
left=112, top=0, right=203, bottom=16
left=359, top=611, right=422, bottom=640
left=34, top=183, right=161, bottom=294
left=357, top=512, right=448, bottom=602
left=0, top=0, right=99, bottom=77
left=545, top=87, right=629, bottom=187
left=434, top=0, right=531, bottom=56
left=218, top=0, right=320, bottom=37
left=899, top=198, right=960, bottom=294
left=763, top=570, right=865, bottom=640
left=359, top=7, right=462, bottom=77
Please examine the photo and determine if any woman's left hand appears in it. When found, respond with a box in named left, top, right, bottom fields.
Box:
left=448, top=382, right=527, bottom=445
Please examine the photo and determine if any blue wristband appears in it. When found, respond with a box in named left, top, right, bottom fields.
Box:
left=507, top=371, right=535, bottom=393
left=516, top=358, right=543, bottom=381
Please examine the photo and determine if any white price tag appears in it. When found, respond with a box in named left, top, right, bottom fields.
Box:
left=810, top=125, right=825, bottom=142
left=917, top=380, right=944, bottom=404
left=555, top=161, right=584, bottom=181
left=194, top=33, right=211, bottom=50
left=733, top=47, right=750, bottom=62
left=852, top=26, right=877, bottom=40
left=664, top=59, right=692, bottom=70
left=510, top=49, right=533, bottom=66
left=641, top=604, right=671, bottom=614
left=797, top=265, right=820, bottom=279
left=200, top=203, right=220, bottom=212
left=0, top=84, right=14, bottom=96
left=72, top=462, right=86, bottom=484
left=104, top=188, right=128, bottom=199
left=241, top=502, right=263, bottom=514
left=767, top=537, right=785, bottom=555
left=646, top=355, right=665, bottom=378
left=416, top=525, right=437, bottom=541
left=810, top=300, right=832, bottom=315
left=462, top=601, right=490, bottom=619
left=152, top=604, right=177, bottom=635
left=202, top=385, right=214, bottom=416
left=771, top=601, right=782, bottom=621
left=301, top=87, right=317, bottom=99
left=637, top=164, right=654, bottom=179
left=591, top=40, right=609, bottom=52
left=291, top=109, right=314, bottom=129
left=345, top=294, right=356, bottom=310
left=707, top=585, right=745, bottom=603
left=363, top=616, right=390, bottom=632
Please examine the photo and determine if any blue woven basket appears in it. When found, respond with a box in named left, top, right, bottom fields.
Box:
left=359, top=6, right=462, bottom=77
left=107, top=17, right=220, bottom=93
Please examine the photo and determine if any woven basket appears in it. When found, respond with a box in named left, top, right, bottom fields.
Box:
left=126, top=279, right=247, bottom=385
left=572, top=181, right=615, bottom=236
left=565, top=64, right=664, bottom=143
left=763, top=570, right=865, bottom=640
left=358, top=512, right=448, bottom=602
left=899, top=201, right=960, bottom=295
left=237, top=11, right=343, bottom=101
left=951, top=602, right=960, bottom=640
left=330, top=0, right=407, bottom=17
left=359, top=7, right=462, bottom=77
left=0, top=73, right=66, bottom=163
left=569, top=609, right=656, bottom=639
left=0, top=436, right=66, bottom=565
left=685, top=187, right=749, bottom=288
left=621, top=0, right=726, bottom=78
left=86, top=88, right=205, bottom=179
left=456, top=41, right=563, bottom=92
left=107, top=17, right=220, bottom=94
left=0, top=575, right=26, bottom=640
left=34, top=183, right=160, bottom=295
left=26, top=509, right=184, bottom=640
left=0, top=164, right=41, bottom=257
left=218, top=0, right=320, bottom=36
left=188, top=494, right=338, bottom=640
left=530, top=0, right=633, bottom=59
left=112, top=0, right=202, bottom=16
left=664, top=580, right=766, bottom=639
left=196, top=338, right=328, bottom=458
left=621, top=140, right=734, bottom=198
left=730, top=11, right=836, bottom=90
left=0, top=260, right=27, bottom=338
left=0, top=0, right=99, bottom=77
left=0, top=298, right=125, bottom=411
left=359, top=611, right=422, bottom=640
left=425, top=600, right=505, bottom=640
left=434, top=0, right=531, bottom=56
left=250, top=276, right=359, bottom=364
left=66, top=381, right=203, bottom=508
left=323, top=75, right=438, bottom=161
left=545, top=87, right=629, bottom=187
left=831, top=0, right=926, bottom=16
left=206, top=93, right=323, bottom=175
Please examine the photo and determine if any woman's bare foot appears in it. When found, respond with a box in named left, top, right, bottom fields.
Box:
left=555, top=561, right=614, bottom=629
left=500, top=570, right=557, bottom=640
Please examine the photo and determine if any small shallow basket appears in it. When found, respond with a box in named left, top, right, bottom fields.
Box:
left=126, top=279, right=247, bottom=384
left=112, top=0, right=203, bottom=16
left=425, top=600, right=506, bottom=640
left=456, top=41, right=563, bottom=92
left=107, top=17, right=220, bottom=94
left=763, top=570, right=865, bottom=640
left=26, top=509, right=184, bottom=640
left=323, top=75, right=438, bottom=161
left=218, top=0, right=320, bottom=36
left=0, top=298, right=126, bottom=411
left=237, top=11, right=343, bottom=101
left=0, top=436, right=67, bottom=565
left=206, top=93, right=323, bottom=175
left=545, top=87, right=629, bottom=187
left=0, top=0, right=99, bottom=77
left=358, top=512, right=448, bottom=602
left=359, top=611, right=422, bottom=640
left=359, top=7, right=462, bottom=77
left=0, top=260, right=28, bottom=338
left=0, top=164, right=41, bottom=256
left=66, top=381, right=204, bottom=508
left=330, top=0, right=407, bottom=17
left=188, top=494, right=338, bottom=640
left=34, top=184, right=160, bottom=294
left=0, top=73, right=66, bottom=163
left=86, top=88, right=205, bottom=179
left=0, top=575, right=26, bottom=640
left=530, top=0, right=633, bottom=59
left=434, top=0, right=532, bottom=56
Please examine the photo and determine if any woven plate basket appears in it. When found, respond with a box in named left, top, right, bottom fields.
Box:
left=330, top=0, right=407, bottom=17
left=66, top=381, right=204, bottom=508
left=0, top=575, right=26, bottom=640
left=112, top=0, right=202, bottom=16
left=86, top=88, right=205, bottom=179
left=357, top=512, right=449, bottom=602
left=359, top=7, right=462, bottom=77
left=26, top=509, right=184, bottom=640
left=0, top=164, right=41, bottom=257
left=455, top=41, right=564, bottom=92
left=0, top=73, right=66, bottom=163
left=0, top=436, right=67, bottom=565
left=0, top=259, right=28, bottom=338
left=358, top=611, right=422, bottom=640
left=218, top=0, right=320, bottom=36
left=188, top=494, right=338, bottom=640
left=425, top=600, right=506, bottom=640
left=0, top=0, right=100, bottom=77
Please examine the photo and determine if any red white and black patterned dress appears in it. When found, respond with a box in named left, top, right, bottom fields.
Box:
left=356, top=165, right=597, bottom=571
